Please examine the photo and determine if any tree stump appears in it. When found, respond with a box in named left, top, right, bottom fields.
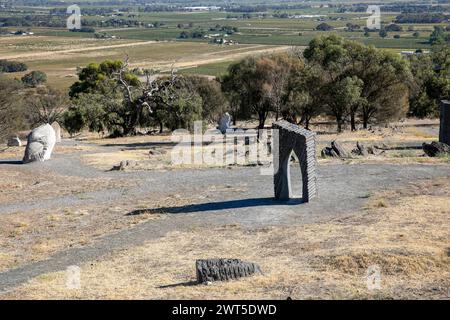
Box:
left=196, top=259, right=262, bottom=284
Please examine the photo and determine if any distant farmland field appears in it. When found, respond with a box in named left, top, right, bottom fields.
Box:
left=1, top=34, right=288, bottom=89
left=0, top=5, right=445, bottom=88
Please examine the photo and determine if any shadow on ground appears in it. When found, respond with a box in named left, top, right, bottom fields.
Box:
left=100, top=141, right=176, bottom=149
left=158, top=280, right=198, bottom=289
left=126, top=197, right=304, bottom=216
left=0, top=160, right=22, bottom=165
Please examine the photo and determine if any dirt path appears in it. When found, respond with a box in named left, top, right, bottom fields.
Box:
left=0, top=139, right=449, bottom=292
left=2, top=40, right=158, bottom=60
left=133, top=45, right=292, bottom=71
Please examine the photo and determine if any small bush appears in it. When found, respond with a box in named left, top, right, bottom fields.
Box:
left=21, top=71, right=47, bottom=87
left=63, top=106, right=86, bottom=137
left=0, top=60, right=28, bottom=73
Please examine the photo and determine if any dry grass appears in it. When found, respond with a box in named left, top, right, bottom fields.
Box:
left=3, top=177, right=449, bottom=300
left=314, top=120, right=438, bottom=143
left=0, top=165, right=130, bottom=205
left=0, top=144, right=94, bottom=159
left=80, top=133, right=271, bottom=171
left=81, top=150, right=153, bottom=170
left=77, top=120, right=444, bottom=170
left=0, top=146, right=24, bottom=160
left=0, top=194, right=166, bottom=272
left=82, top=143, right=450, bottom=171
left=337, top=155, right=450, bottom=166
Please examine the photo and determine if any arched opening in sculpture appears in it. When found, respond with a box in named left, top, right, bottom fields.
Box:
left=287, top=151, right=303, bottom=199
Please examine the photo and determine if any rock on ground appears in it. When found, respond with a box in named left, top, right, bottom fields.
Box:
left=352, top=141, right=369, bottom=156
left=322, top=141, right=349, bottom=158
left=7, top=136, right=22, bottom=147
left=111, top=160, right=137, bottom=171
left=331, top=140, right=349, bottom=157
left=423, top=141, right=450, bottom=157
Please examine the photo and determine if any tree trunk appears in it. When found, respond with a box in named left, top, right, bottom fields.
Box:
left=122, top=123, right=135, bottom=137
left=363, top=114, right=369, bottom=129
left=337, top=118, right=343, bottom=133
left=231, top=111, right=237, bottom=125
left=305, top=117, right=310, bottom=130
left=196, top=259, right=262, bottom=284
left=350, top=112, right=356, bottom=131
left=258, top=112, right=266, bottom=130
left=159, top=121, right=163, bottom=134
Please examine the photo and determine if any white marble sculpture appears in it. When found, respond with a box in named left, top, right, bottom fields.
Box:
left=23, top=124, right=56, bottom=163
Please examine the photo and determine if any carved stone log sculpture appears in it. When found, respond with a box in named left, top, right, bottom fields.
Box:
left=196, top=259, right=262, bottom=284
left=23, top=124, right=56, bottom=164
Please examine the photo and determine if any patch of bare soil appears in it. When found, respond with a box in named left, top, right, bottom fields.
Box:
left=3, top=176, right=449, bottom=299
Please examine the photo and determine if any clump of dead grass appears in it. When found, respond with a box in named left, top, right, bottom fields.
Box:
left=314, top=251, right=448, bottom=275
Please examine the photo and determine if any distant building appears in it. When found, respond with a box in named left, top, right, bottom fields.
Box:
left=400, top=50, right=430, bottom=56
left=291, top=15, right=327, bottom=19
left=10, top=31, right=34, bottom=36
left=183, top=6, right=220, bottom=12
left=212, top=37, right=238, bottom=45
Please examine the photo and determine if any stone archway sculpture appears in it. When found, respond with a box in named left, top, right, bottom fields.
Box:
left=272, top=120, right=317, bottom=202
left=440, top=100, right=450, bottom=145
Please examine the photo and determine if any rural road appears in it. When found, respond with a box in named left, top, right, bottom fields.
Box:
left=2, top=40, right=160, bottom=61
left=1, top=140, right=450, bottom=292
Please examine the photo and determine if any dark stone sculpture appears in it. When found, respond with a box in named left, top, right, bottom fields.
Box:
left=440, top=100, right=450, bottom=146
left=196, top=259, right=261, bottom=284
left=272, top=120, right=317, bottom=202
